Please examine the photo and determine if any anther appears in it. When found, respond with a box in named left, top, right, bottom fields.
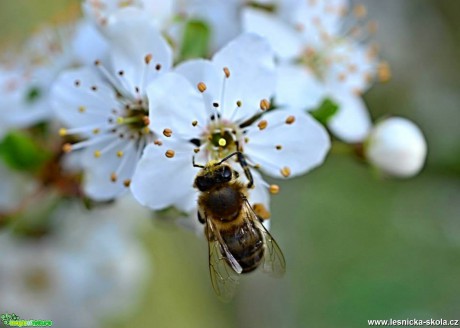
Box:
left=62, top=143, right=72, bottom=153
left=223, top=67, right=230, bottom=78
left=197, top=82, right=207, bottom=93
left=93, top=129, right=100, bottom=134
left=260, top=99, right=270, bottom=111
left=192, top=120, right=198, bottom=127
left=378, top=62, right=391, bottom=82
left=74, top=80, right=80, bottom=87
left=155, top=64, right=162, bottom=71
left=275, top=145, right=282, bottom=150
left=111, top=173, right=117, bottom=182
left=165, top=149, right=175, bottom=158
left=118, top=70, right=124, bottom=76
left=285, top=116, right=296, bottom=124
left=368, top=21, right=378, bottom=34
left=144, top=54, right=153, bottom=64
left=94, top=150, right=101, bottom=158
left=281, top=167, right=291, bottom=178
left=142, top=116, right=150, bottom=126
left=163, top=128, right=173, bottom=137
left=91, top=85, right=98, bottom=91
left=154, top=140, right=163, bottom=146
left=117, top=151, right=124, bottom=158
left=123, top=179, right=131, bottom=187
left=94, top=59, right=101, bottom=66
left=213, top=102, right=219, bottom=108
left=236, top=100, right=242, bottom=107
left=258, top=120, right=268, bottom=130
left=78, top=106, right=86, bottom=113
left=353, top=4, right=367, bottom=18
left=194, top=148, right=200, bottom=153
left=59, top=128, right=67, bottom=137
left=269, top=184, right=280, bottom=194
left=244, top=137, right=250, bottom=144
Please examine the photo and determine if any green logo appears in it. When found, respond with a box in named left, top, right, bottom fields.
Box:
left=1, top=313, right=52, bottom=327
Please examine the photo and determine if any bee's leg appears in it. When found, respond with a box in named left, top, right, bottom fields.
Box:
left=235, top=151, right=254, bottom=189
left=198, top=210, right=205, bottom=224
left=193, top=156, right=205, bottom=168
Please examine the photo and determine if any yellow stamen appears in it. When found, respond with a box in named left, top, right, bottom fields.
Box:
left=285, top=116, right=296, bottom=124
left=144, top=54, right=153, bottom=64
left=260, top=99, right=270, bottom=111
left=163, top=128, right=173, bottom=137
left=258, top=120, right=268, bottom=130
left=62, top=143, right=72, bottom=153
left=197, top=82, right=207, bottom=93
left=269, top=185, right=280, bottom=194
left=165, top=149, right=175, bottom=158
left=281, top=167, right=291, bottom=178
left=223, top=67, right=230, bottom=78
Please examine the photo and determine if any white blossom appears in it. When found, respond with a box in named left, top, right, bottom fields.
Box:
left=0, top=21, right=107, bottom=132
left=51, top=11, right=172, bottom=201
left=0, top=197, right=150, bottom=328
left=365, top=117, right=427, bottom=178
left=131, top=33, right=330, bottom=214
left=243, top=0, right=383, bottom=142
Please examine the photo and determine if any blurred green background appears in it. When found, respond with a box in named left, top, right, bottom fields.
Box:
left=1, top=1, right=459, bottom=327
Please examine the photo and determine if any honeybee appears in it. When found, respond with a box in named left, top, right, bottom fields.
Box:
left=193, top=151, right=286, bottom=301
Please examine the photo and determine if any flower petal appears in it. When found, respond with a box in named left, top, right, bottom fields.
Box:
left=81, top=139, right=138, bottom=200
left=328, top=90, right=372, bottom=143
left=105, top=8, right=173, bottom=93
left=147, top=72, right=208, bottom=139
left=326, top=41, right=377, bottom=94
left=175, top=59, right=223, bottom=117
left=131, top=140, right=199, bottom=212
left=51, top=67, right=118, bottom=130
left=242, top=7, right=303, bottom=61
left=212, top=33, right=276, bottom=122
left=276, top=64, right=326, bottom=110
left=244, top=110, right=330, bottom=178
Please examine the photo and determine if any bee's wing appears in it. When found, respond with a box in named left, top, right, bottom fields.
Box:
left=206, top=218, right=242, bottom=302
left=243, top=200, right=286, bottom=277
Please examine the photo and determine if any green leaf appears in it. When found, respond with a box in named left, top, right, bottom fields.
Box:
left=0, top=131, right=50, bottom=172
left=179, top=19, right=211, bottom=61
left=310, top=98, right=339, bottom=125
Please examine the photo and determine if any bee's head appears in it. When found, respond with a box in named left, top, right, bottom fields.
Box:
left=194, top=162, right=236, bottom=192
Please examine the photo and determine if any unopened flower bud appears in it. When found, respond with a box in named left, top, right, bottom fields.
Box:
left=365, top=117, right=427, bottom=178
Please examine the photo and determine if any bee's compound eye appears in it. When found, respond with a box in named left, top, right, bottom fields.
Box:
left=222, top=166, right=232, bottom=180
left=195, top=176, right=211, bottom=191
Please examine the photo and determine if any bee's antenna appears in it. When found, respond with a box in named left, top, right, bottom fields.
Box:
left=193, top=156, right=205, bottom=168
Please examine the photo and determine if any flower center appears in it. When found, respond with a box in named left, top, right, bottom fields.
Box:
left=116, top=105, right=150, bottom=134
left=301, top=47, right=328, bottom=81
left=202, top=120, right=242, bottom=160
